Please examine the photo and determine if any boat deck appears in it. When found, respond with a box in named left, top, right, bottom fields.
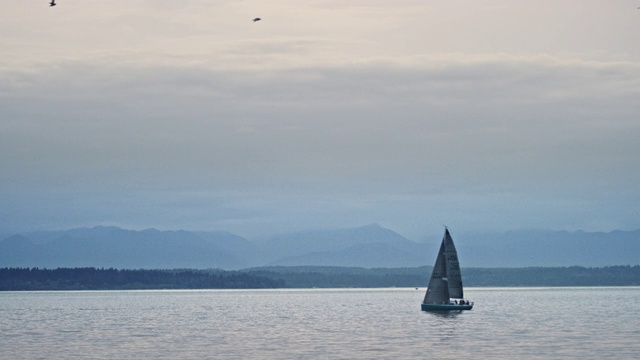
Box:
left=421, top=303, right=473, bottom=311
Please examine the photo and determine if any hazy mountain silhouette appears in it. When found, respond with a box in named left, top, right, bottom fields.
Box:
left=456, top=229, right=640, bottom=267
left=267, top=242, right=427, bottom=267
left=1, top=225, right=639, bottom=269
left=254, top=223, right=425, bottom=266
left=0, top=226, right=248, bottom=269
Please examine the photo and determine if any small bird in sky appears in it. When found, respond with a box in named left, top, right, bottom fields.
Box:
left=49, top=0, right=56, bottom=6
left=252, top=17, right=262, bottom=23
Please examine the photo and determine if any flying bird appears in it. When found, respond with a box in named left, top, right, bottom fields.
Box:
left=252, top=17, right=262, bottom=23
left=49, top=0, right=56, bottom=6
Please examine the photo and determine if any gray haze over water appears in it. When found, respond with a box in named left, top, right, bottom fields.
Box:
left=1, top=1, right=639, bottom=240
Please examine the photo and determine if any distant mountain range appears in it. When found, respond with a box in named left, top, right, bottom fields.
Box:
left=1, top=224, right=639, bottom=269
left=456, top=229, right=640, bottom=267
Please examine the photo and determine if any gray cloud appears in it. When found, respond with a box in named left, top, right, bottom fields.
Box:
left=2, top=54, right=639, bottom=238
left=2, top=1, right=639, bottom=238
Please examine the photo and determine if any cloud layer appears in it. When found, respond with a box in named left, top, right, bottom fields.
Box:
left=2, top=1, right=639, bottom=239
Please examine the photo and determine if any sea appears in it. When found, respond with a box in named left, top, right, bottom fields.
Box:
left=1, top=287, right=639, bottom=359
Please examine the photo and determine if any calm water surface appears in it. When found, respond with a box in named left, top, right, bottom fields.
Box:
left=1, top=287, right=639, bottom=359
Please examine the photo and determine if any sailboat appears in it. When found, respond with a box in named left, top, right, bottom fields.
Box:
left=421, top=227, right=474, bottom=311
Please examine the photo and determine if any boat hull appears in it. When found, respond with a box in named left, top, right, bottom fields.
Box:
left=421, top=303, right=473, bottom=312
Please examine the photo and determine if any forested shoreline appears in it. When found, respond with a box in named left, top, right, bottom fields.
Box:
left=0, top=267, right=284, bottom=291
left=1, top=265, right=639, bottom=291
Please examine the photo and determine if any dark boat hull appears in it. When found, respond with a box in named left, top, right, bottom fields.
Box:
left=421, top=303, right=473, bottom=311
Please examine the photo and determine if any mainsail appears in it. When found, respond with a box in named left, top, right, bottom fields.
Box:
left=423, top=228, right=464, bottom=304
left=443, top=228, right=464, bottom=299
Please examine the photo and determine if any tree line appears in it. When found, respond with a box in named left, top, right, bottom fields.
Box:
left=463, top=265, right=640, bottom=287
left=0, top=267, right=284, bottom=291
left=1, top=265, right=639, bottom=290
left=244, top=265, right=640, bottom=288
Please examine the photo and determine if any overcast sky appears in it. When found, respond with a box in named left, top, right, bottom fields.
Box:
left=1, top=0, right=639, bottom=240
